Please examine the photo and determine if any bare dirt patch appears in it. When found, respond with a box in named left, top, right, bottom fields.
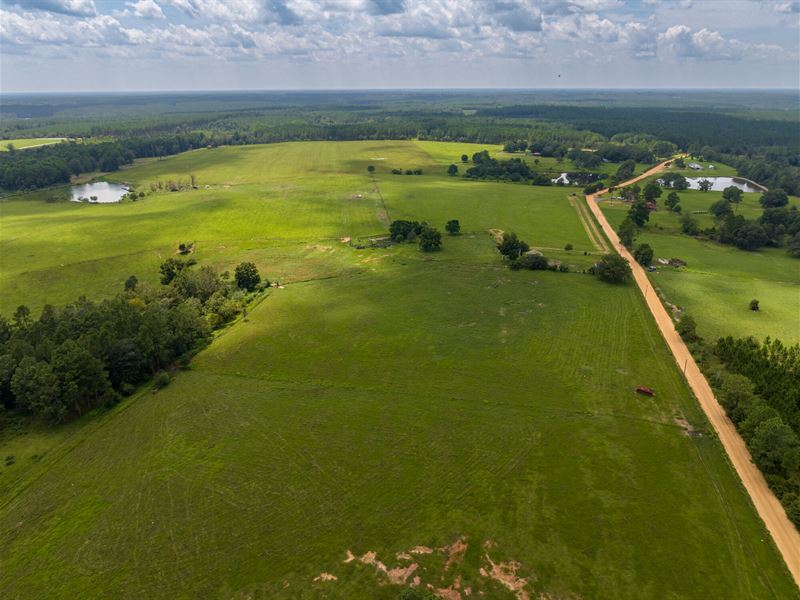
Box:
left=313, top=572, right=337, bottom=582
left=489, top=228, right=505, bottom=243
left=674, top=416, right=703, bottom=437
left=481, top=555, right=530, bottom=600
left=444, top=538, right=468, bottom=571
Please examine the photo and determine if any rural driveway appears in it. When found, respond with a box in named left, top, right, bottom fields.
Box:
left=585, top=160, right=800, bottom=586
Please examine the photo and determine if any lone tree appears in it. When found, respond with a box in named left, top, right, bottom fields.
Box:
left=617, top=218, right=637, bottom=249
left=496, top=232, right=530, bottom=260
left=665, top=191, right=681, bottom=211
left=124, top=275, right=138, bottom=292
left=680, top=213, right=700, bottom=236
left=633, top=243, right=654, bottom=266
left=460, top=154, right=468, bottom=163
left=234, top=262, right=261, bottom=291
left=697, top=179, right=713, bottom=192
left=628, top=199, right=650, bottom=227
left=445, top=219, right=461, bottom=235
left=447, top=164, right=458, bottom=176
left=564, top=243, right=573, bottom=251
left=760, top=188, right=789, bottom=208
left=722, top=185, right=743, bottom=205
left=643, top=182, right=662, bottom=202
left=677, top=315, right=700, bottom=342
left=710, top=199, right=733, bottom=219
left=418, top=227, right=442, bottom=252
left=593, top=254, right=631, bottom=284
left=367, top=165, right=375, bottom=173
left=749, top=299, right=760, bottom=312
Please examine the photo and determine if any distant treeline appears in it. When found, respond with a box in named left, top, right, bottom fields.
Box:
left=0, top=133, right=206, bottom=191
left=3, top=103, right=799, bottom=194
left=479, top=105, right=800, bottom=151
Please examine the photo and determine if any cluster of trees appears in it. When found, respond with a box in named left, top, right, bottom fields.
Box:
left=611, top=160, right=636, bottom=184
left=615, top=184, right=657, bottom=249
left=566, top=149, right=602, bottom=170
left=496, top=232, right=569, bottom=272
left=590, top=254, right=632, bottom=283
left=0, top=260, right=267, bottom=422
left=713, top=337, right=800, bottom=526
left=464, top=151, right=536, bottom=182
left=659, top=172, right=689, bottom=190
left=503, top=140, right=528, bottom=153
left=703, top=188, right=799, bottom=253
left=389, top=220, right=443, bottom=251
left=391, top=168, right=423, bottom=175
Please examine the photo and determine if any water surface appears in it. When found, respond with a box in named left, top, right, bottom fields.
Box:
left=71, top=181, right=128, bottom=203
left=683, top=176, right=764, bottom=193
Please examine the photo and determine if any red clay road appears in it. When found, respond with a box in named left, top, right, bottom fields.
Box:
left=586, top=160, right=800, bottom=586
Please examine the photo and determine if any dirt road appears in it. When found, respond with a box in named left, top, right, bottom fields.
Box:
left=585, top=161, right=800, bottom=586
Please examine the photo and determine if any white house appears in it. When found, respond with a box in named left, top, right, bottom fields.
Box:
left=688, top=162, right=703, bottom=170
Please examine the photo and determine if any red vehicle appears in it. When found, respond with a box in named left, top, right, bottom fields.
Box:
left=636, top=386, right=655, bottom=397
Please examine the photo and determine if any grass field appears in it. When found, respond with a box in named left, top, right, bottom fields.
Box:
left=0, top=141, right=796, bottom=598
left=0, top=137, right=66, bottom=151
left=599, top=188, right=800, bottom=345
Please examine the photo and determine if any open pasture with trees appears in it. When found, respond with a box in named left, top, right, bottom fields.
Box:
left=598, top=184, right=800, bottom=345
left=0, top=138, right=66, bottom=151
left=0, top=139, right=797, bottom=598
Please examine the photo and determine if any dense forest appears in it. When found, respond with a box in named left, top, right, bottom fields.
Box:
left=712, top=337, right=800, bottom=526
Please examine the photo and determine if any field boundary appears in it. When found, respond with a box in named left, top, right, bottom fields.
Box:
left=586, top=160, right=800, bottom=586
left=567, top=193, right=608, bottom=253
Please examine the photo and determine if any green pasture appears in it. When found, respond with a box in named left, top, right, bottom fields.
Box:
left=0, top=141, right=796, bottom=598
left=599, top=190, right=800, bottom=344
left=0, top=137, right=66, bottom=151
left=0, top=141, right=597, bottom=314
left=1, top=241, right=796, bottom=598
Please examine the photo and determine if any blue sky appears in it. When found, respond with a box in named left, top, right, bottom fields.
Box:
left=1, top=0, right=798, bottom=92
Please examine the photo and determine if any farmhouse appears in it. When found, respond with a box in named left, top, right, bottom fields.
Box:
left=688, top=162, right=703, bottom=170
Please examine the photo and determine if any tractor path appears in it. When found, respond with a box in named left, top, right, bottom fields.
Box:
left=586, top=160, right=800, bottom=586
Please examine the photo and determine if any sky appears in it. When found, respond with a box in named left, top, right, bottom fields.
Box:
left=0, top=0, right=798, bottom=92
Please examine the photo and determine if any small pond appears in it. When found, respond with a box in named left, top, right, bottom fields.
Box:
left=683, top=176, right=765, bottom=193
left=71, top=181, right=129, bottom=203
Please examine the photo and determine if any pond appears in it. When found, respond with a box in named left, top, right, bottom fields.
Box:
left=683, top=176, right=765, bottom=193
left=71, top=181, right=129, bottom=203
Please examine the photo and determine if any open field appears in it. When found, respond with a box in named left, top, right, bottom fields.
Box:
left=0, top=141, right=797, bottom=598
left=0, top=137, right=66, bottom=151
left=599, top=188, right=800, bottom=345
left=0, top=141, right=599, bottom=314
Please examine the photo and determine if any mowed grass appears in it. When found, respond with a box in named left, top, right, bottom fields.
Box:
left=0, top=141, right=796, bottom=598
left=0, top=137, right=66, bottom=151
left=1, top=239, right=796, bottom=598
left=599, top=189, right=800, bottom=344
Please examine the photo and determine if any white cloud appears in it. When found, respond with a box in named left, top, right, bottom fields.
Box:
left=1, top=0, right=797, bottom=90
left=115, top=0, right=165, bottom=19
left=658, top=24, right=787, bottom=61
left=11, top=0, right=96, bottom=17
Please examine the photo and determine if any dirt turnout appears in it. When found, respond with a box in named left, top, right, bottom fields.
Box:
left=586, top=160, right=800, bottom=585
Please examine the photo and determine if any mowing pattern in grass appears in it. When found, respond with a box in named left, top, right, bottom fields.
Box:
left=1, top=247, right=796, bottom=598
left=0, top=142, right=796, bottom=598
